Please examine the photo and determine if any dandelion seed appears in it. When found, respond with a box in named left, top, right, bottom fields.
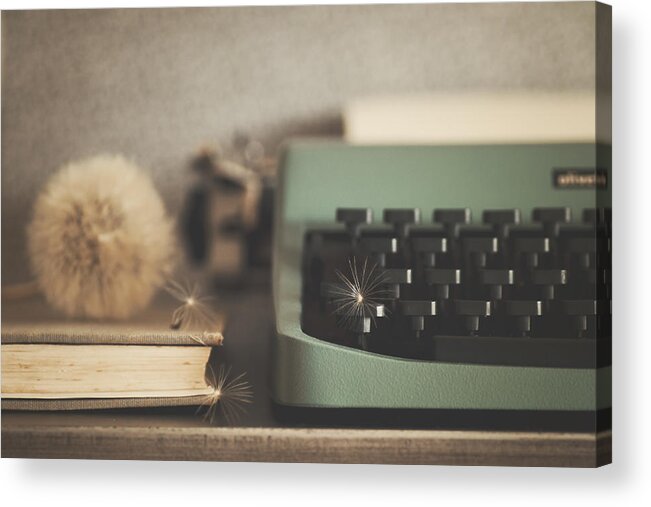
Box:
left=197, top=364, right=253, bottom=425
left=165, top=279, right=223, bottom=344
left=330, top=257, right=390, bottom=328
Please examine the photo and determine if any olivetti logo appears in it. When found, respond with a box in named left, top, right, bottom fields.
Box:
left=553, top=168, right=608, bottom=189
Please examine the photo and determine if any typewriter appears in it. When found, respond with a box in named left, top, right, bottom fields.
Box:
left=272, top=142, right=611, bottom=430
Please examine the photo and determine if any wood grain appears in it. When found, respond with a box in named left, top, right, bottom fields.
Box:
left=1, top=425, right=611, bottom=467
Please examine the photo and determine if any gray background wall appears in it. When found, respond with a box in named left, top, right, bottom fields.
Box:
left=2, top=2, right=596, bottom=282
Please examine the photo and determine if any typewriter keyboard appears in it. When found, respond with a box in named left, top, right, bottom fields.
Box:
left=301, top=207, right=611, bottom=369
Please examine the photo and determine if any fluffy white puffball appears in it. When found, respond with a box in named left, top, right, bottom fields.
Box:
left=28, top=155, right=176, bottom=319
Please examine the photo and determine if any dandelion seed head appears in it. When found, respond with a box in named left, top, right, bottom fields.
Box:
left=27, top=154, right=175, bottom=319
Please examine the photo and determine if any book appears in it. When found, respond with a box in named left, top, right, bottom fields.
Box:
left=344, top=91, right=603, bottom=145
left=1, top=296, right=223, bottom=411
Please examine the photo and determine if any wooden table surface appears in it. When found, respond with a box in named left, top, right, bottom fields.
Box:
left=2, top=281, right=611, bottom=467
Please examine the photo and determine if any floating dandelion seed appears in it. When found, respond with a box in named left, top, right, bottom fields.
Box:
left=165, top=279, right=223, bottom=344
left=330, top=257, right=390, bottom=328
left=197, top=364, right=253, bottom=425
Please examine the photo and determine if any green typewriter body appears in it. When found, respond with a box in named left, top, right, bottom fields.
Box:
left=272, top=142, right=611, bottom=429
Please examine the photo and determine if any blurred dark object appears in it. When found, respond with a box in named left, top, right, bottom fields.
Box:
left=183, top=184, right=210, bottom=263
left=181, top=135, right=275, bottom=285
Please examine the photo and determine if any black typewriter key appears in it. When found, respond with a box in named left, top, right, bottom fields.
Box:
left=558, top=224, right=600, bottom=271
left=433, top=208, right=471, bottom=238
left=344, top=316, right=371, bottom=333
left=383, top=208, right=421, bottom=238
left=479, top=269, right=515, bottom=300
left=561, top=299, right=597, bottom=338
left=345, top=315, right=372, bottom=350
left=561, top=300, right=601, bottom=338
left=483, top=209, right=521, bottom=238
left=358, top=236, right=398, bottom=252
left=399, top=300, right=437, bottom=337
left=483, top=209, right=521, bottom=224
left=400, top=301, right=437, bottom=314
left=331, top=301, right=385, bottom=322
left=411, top=237, right=447, bottom=267
left=381, top=268, right=412, bottom=298
left=453, top=300, right=492, bottom=335
left=562, top=299, right=599, bottom=313
left=533, top=207, right=571, bottom=236
left=411, top=236, right=447, bottom=250
left=503, top=300, right=543, bottom=337
left=357, top=235, right=398, bottom=267
left=530, top=269, right=567, bottom=300
left=336, top=207, right=373, bottom=239
left=513, top=238, right=549, bottom=253
left=425, top=268, right=461, bottom=299
left=382, top=268, right=411, bottom=283
left=513, top=237, right=549, bottom=253
left=330, top=301, right=385, bottom=319
left=513, top=236, right=550, bottom=268
left=506, top=224, right=548, bottom=264
left=461, top=235, right=499, bottom=268
left=568, top=238, right=600, bottom=271
left=533, top=207, right=572, bottom=223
